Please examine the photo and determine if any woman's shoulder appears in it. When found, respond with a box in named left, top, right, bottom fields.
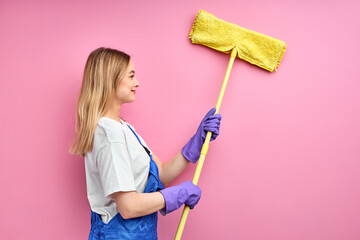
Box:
left=96, top=117, right=127, bottom=144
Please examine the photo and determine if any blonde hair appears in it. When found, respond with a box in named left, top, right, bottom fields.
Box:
left=69, top=47, right=130, bottom=157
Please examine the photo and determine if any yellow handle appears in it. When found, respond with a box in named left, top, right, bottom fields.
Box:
left=175, top=47, right=238, bottom=240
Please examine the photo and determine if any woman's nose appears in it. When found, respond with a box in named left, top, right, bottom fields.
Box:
left=135, top=78, right=140, bottom=87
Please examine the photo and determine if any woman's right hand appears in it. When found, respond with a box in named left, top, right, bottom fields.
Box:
left=159, top=181, right=201, bottom=216
left=181, top=107, right=222, bottom=164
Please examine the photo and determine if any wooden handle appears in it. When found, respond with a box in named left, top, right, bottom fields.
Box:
left=174, top=47, right=238, bottom=240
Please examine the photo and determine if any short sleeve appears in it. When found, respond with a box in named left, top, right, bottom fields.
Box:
left=96, top=142, right=136, bottom=198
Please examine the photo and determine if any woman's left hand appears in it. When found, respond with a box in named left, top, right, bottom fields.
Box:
left=181, top=107, right=222, bottom=164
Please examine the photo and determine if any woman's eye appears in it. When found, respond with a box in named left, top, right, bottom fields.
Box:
left=130, top=75, right=135, bottom=79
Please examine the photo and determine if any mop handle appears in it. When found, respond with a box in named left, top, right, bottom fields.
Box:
left=175, top=47, right=237, bottom=240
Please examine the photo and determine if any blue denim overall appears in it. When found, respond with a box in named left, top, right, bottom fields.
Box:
left=89, top=124, right=165, bottom=240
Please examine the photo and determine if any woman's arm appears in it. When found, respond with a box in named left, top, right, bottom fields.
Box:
left=152, top=151, right=189, bottom=186
left=111, top=191, right=165, bottom=219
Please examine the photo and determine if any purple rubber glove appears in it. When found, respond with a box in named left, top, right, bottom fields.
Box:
left=182, top=107, right=222, bottom=164
left=159, top=181, right=201, bottom=216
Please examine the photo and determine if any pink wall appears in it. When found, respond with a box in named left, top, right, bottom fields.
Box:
left=1, top=0, right=360, bottom=239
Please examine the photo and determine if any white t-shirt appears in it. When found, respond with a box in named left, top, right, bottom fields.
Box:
left=84, top=117, right=152, bottom=224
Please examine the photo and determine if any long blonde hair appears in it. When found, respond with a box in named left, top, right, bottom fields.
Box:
left=69, top=47, right=130, bottom=157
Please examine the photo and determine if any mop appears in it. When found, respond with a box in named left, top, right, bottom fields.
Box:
left=175, top=10, right=287, bottom=239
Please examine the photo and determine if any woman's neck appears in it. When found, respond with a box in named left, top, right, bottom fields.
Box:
left=103, top=104, right=122, bottom=124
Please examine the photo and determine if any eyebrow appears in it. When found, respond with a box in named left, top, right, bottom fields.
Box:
left=129, top=70, right=135, bottom=74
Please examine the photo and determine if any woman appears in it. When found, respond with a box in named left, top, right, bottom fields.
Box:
left=70, top=47, right=222, bottom=239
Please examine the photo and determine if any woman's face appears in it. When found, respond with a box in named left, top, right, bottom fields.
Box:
left=115, top=60, right=139, bottom=104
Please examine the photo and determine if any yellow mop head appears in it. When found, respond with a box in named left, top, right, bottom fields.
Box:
left=189, top=10, right=287, bottom=72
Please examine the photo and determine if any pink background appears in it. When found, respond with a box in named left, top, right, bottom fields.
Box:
left=1, top=0, right=360, bottom=239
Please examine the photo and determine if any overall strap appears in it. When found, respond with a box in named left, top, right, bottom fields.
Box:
left=126, top=124, right=151, bottom=156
